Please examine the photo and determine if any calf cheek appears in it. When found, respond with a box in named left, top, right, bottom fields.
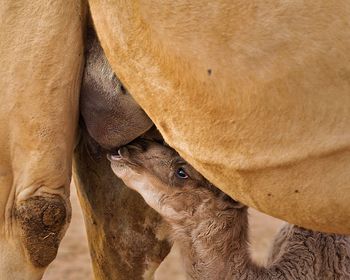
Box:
left=15, top=196, right=70, bottom=267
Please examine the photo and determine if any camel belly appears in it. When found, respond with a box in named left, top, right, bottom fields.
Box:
left=90, top=0, right=350, bottom=234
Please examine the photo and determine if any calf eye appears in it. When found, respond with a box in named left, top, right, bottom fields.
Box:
left=120, top=84, right=126, bottom=94
left=112, top=73, right=127, bottom=94
left=176, top=167, right=188, bottom=179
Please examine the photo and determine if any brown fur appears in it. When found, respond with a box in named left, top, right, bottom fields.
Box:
left=109, top=139, right=350, bottom=279
left=73, top=130, right=171, bottom=280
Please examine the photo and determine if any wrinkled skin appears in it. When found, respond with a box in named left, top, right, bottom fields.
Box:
left=80, top=27, right=153, bottom=149
left=109, top=140, right=350, bottom=280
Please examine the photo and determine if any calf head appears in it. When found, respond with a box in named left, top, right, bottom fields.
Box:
left=108, top=139, right=244, bottom=225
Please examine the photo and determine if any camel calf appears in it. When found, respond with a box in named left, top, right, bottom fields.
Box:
left=109, top=139, right=350, bottom=279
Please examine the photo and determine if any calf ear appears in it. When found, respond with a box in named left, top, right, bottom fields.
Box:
left=231, top=200, right=246, bottom=209
left=221, top=193, right=246, bottom=209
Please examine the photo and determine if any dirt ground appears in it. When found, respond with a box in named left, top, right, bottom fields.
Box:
left=44, top=185, right=284, bottom=280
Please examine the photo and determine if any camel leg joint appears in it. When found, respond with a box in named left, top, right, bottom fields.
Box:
left=15, top=195, right=70, bottom=267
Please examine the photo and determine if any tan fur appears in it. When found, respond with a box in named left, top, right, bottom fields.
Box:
left=110, top=140, right=350, bottom=279
left=90, top=0, right=350, bottom=234
left=0, top=0, right=85, bottom=278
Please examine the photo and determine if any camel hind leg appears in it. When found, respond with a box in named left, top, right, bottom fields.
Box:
left=73, top=128, right=171, bottom=280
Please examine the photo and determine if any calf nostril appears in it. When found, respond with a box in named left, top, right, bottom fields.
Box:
left=118, top=146, right=130, bottom=157
left=107, top=153, right=119, bottom=161
left=107, top=148, right=124, bottom=161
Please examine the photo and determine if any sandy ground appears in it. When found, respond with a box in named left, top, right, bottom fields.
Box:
left=44, top=185, right=284, bottom=280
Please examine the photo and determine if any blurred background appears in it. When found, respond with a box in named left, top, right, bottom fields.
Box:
left=43, top=185, right=284, bottom=280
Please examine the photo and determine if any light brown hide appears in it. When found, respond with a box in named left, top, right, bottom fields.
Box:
left=0, top=0, right=84, bottom=278
left=89, top=0, right=350, bottom=234
left=73, top=129, right=170, bottom=279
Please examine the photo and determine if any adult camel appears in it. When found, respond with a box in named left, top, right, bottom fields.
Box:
left=88, top=0, right=350, bottom=233
left=1, top=0, right=350, bottom=279
left=1, top=1, right=168, bottom=279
